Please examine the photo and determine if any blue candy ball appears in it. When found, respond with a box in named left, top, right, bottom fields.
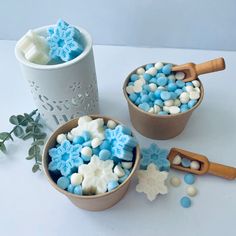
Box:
left=162, top=64, right=172, bottom=75
left=188, top=99, right=197, bottom=109
left=154, top=90, right=161, bottom=99
left=158, top=111, right=168, bottom=115
left=107, top=180, right=119, bottom=191
left=135, top=97, right=141, bottom=105
left=160, top=91, right=171, bottom=101
left=181, top=158, right=191, bottom=167
left=142, top=84, right=150, bottom=92
left=143, top=73, right=152, bottom=81
left=186, top=82, right=193, bottom=86
left=149, top=78, right=157, bottom=84
left=100, top=140, right=111, bottom=150
left=170, top=92, right=178, bottom=100
left=176, top=80, right=185, bottom=88
left=129, top=93, right=138, bottom=102
left=67, top=184, right=75, bottom=193
left=57, top=176, right=70, bottom=190
left=141, top=94, right=150, bottom=103
left=157, top=76, right=168, bottom=86
left=82, top=131, right=91, bottom=142
left=138, top=102, right=150, bottom=112
left=130, top=74, right=139, bottom=82
left=167, top=83, right=177, bottom=92
left=175, top=89, right=183, bottom=96
left=180, top=196, right=191, bottom=208
left=184, top=174, right=196, bottom=185
left=145, top=64, right=154, bottom=70
left=148, top=92, right=156, bottom=101
left=74, top=185, right=82, bottom=195
left=99, top=149, right=112, bottom=160
left=154, top=99, right=164, bottom=107
left=73, top=136, right=85, bottom=145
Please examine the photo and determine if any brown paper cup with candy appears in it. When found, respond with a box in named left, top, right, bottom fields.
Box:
left=123, top=63, right=204, bottom=140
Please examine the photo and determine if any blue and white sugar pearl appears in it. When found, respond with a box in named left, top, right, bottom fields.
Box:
left=126, top=62, right=201, bottom=115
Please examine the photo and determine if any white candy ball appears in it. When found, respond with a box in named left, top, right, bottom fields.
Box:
left=170, top=176, right=181, bottom=187
left=174, top=99, right=181, bottom=107
left=136, top=67, right=145, bottom=75
left=56, top=134, right=67, bottom=144
left=71, top=173, right=83, bottom=186
left=180, top=92, right=190, bottom=104
left=149, top=83, right=157, bottom=92
left=91, top=138, right=102, bottom=148
left=157, top=86, right=166, bottom=90
left=81, top=147, right=92, bottom=157
left=67, top=132, right=74, bottom=141
left=189, top=91, right=200, bottom=100
left=121, top=162, right=133, bottom=169
left=168, top=75, right=176, bottom=80
left=154, top=62, right=164, bottom=70
left=194, top=87, right=201, bottom=93
left=126, top=85, right=134, bottom=94
left=146, top=67, right=157, bottom=76
left=175, top=71, right=185, bottom=80
left=133, top=83, right=142, bottom=93
left=190, top=161, right=200, bottom=170
left=192, top=80, right=200, bottom=87
left=148, top=107, right=154, bottom=113
left=185, top=86, right=194, bottom=93
left=164, top=100, right=174, bottom=107
left=172, top=155, right=182, bottom=165
left=114, top=165, right=125, bottom=177
left=169, top=106, right=180, bottom=114
left=163, top=106, right=170, bottom=112
left=154, top=105, right=161, bottom=114
left=186, top=186, right=198, bottom=197
left=107, top=120, right=117, bottom=129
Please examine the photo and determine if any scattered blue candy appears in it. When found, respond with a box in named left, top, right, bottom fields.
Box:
left=143, top=73, right=152, bottom=81
left=74, top=185, right=82, bottom=195
left=82, top=131, right=91, bottom=142
left=158, top=111, right=168, bottom=115
left=167, top=83, right=177, bottom=92
left=145, top=64, right=154, bottom=70
left=73, top=136, right=85, bottom=145
left=107, top=180, right=119, bottom=191
left=181, top=158, right=191, bottom=168
left=118, top=169, right=131, bottom=183
left=130, top=74, right=138, bottom=82
left=57, top=176, right=70, bottom=190
left=138, top=102, right=150, bottom=111
left=184, top=174, right=196, bottom=185
left=100, top=140, right=111, bottom=150
left=99, top=149, right=112, bottom=161
left=176, top=80, right=185, bottom=88
left=154, top=90, right=161, bottom=99
left=141, top=94, right=150, bottom=103
left=157, top=76, right=168, bottom=86
left=160, top=91, right=171, bottom=101
left=67, top=184, right=75, bottom=193
left=154, top=99, right=164, bottom=107
left=180, top=196, right=191, bottom=208
left=129, top=93, right=138, bottom=102
left=162, top=64, right=172, bottom=75
left=188, top=99, right=197, bottom=109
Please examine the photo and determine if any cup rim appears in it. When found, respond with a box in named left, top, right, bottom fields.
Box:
left=15, top=25, right=93, bottom=70
left=123, top=62, right=204, bottom=118
left=42, top=115, right=141, bottom=199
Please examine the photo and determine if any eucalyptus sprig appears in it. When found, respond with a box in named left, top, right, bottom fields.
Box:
left=0, top=109, right=47, bottom=173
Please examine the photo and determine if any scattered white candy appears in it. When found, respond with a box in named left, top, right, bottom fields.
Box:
left=164, top=100, right=174, bottom=107
left=170, top=176, right=181, bottom=187
left=189, top=91, right=200, bottom=100
left=56, top=134, right=67, bottom=144
left=154, top=62, right=164, bottom=70
left=192, top=80, right=200, bottom=87
left=107, top=120, right=117, bottom=129
left=186, top=185, right=198, bottom=197
left=149, top=83, right=157, bottom=92
left=174, top=99, right=181, bottom=107
left=91, top=137, right=102, bottom=148
left=180, top=92, right=190, bottom=104
left=81, top=146, right=92, bottom=157
left=190, top=160, right=200, bottom=170
left=175, top=71, right=185, bottom=80
left=154, top=105, right=161, bottom=114
left=71, top=173, right=83, bottom=186
left=172, top=155, right=182, bottom=165
left=136, top=67, right=145, bottom=75
left=157, top=86, right=165, bottom=90
left=185, top=86, right=194, bottom=93
left=169, top=106, right=180, bottom=114
left=67, top=132, right=74, bottom=141
left=114, top=165, right=125, bottom=177
left=146, top=67, right=157, bottom=76
left=148, top=107, right=154, bottom=113
left=121, top=162, right=133, bottom=169
left=133, top=79, right=145, bottom=93
left=163, top=106, right=170, bottom=112
left=194, top=87, right=201, bottom=93
left=126, top=85, right=134, bottom=94
left=168, top=75, right=176, bottom=80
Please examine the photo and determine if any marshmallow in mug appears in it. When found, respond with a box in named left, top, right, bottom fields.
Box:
left=126, top=62, right=201, bottom=115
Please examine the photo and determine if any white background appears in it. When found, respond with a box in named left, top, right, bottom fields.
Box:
left=0, top=0, right=236, bottom=50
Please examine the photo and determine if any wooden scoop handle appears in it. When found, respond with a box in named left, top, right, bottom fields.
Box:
left=208, top=162, right=236, bottom=180
left=195, top=57, right=225, bottom=76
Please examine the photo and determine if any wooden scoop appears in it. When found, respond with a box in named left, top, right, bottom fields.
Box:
left=172, top=57, right=225, bottom=82
left=168, top=147, right=236, bottom=180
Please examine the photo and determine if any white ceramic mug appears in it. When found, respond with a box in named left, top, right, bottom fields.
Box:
left=15, top=25, right=99, bottom=130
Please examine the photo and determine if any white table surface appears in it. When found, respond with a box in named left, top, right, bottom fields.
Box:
left=0, top=40, right=236, bottom=236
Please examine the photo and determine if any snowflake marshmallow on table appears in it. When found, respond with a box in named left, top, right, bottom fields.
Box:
left=69, top=116, right=105, bottom=140
left=48, top=140, right=83, bottom=176
left=136, top=163, right=168, bottom=201
left=141, top=143, right=170, bottom=171
left=79, top=155, right=118, bottom=194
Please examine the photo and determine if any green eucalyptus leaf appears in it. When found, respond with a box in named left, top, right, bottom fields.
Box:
left=24, top=113, right=34, bottom=123
left=25, top=126, right=33, bottom=133
left=17, top=115, right=28, bottom=126
left=36, top=154, right=42, bottom=162
left=0, top=142, right=6, bottom=153
left=28, top=145, right=40, bottom=156
left=31, top=140, right=44, bottom=146
left=35, top=114, right=40, bottom=123
left=34, top=132, right=47, bottom=140
left=22, top=132, right=33, bottom=140
left=32, top=164, right=40, bottom=173
left=0, top=132, right=11, bottom=141
left=13, top=126, right=24, bottom=138
left=9, top=115, right=19, bottom=125
left=26, top=155, right=34, bottom=160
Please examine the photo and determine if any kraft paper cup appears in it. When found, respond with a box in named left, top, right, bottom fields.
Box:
left=123, top=63, right=204, bottom=140
left=42, top=115, right=140, bottom=211
left=15, top=25, right=99, bottom=130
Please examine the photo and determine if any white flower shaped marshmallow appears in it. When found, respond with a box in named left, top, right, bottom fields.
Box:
left=17, top=30, right=51, bottom=65
left=79, top=155, right=118, bottom=194
left=136, top=164, right=168, bottom=201
left=70, top=116, right=105, bottom=140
